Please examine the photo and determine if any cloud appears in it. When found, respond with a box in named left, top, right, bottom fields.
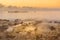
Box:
left=0, top=0, right=60, bottom=8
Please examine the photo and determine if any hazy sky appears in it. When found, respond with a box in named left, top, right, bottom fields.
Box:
left=0, top=0, right=60, bottom=8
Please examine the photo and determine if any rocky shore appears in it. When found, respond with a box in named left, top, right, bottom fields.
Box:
left=0, top=19, right=60, bottom=40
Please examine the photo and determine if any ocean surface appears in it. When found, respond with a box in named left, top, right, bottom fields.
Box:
left=0, top=10, right=60, bottom=20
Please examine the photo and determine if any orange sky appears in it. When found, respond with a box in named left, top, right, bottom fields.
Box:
left=0, top=0, right=60, bottom=8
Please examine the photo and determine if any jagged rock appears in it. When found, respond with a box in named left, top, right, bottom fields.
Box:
left=0, top=19, right=60, bottom=40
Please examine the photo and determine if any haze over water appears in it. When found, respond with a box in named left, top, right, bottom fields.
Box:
left=0, top=10, right=60, bottom=21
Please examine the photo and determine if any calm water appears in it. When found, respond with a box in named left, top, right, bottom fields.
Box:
left=0, top=10, right=60, bottom=20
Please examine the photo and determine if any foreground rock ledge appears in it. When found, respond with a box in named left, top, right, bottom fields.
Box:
left=0, top=22, right=60, bottom=40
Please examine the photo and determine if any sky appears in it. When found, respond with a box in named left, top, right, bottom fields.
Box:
left=0, top=0, right=60, bottom=8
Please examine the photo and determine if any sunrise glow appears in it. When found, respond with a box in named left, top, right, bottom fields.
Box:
left=0, top=0, right=60, bottom=8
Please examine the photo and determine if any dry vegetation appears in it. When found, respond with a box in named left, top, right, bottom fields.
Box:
left=0, top=19, right=60, bottom=40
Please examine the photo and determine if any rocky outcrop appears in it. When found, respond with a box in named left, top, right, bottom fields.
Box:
left=0, top=19, right=60, bottom=40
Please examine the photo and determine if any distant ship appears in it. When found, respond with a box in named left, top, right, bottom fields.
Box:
left=8, top=10, right=28, bottom=13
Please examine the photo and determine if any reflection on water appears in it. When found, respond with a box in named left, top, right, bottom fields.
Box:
left=0, top=11, right=60, bottom=20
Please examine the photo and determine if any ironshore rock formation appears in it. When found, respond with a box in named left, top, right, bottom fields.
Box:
left=0, top=19, right=60, bottom=40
